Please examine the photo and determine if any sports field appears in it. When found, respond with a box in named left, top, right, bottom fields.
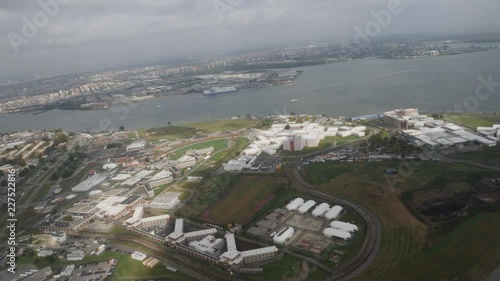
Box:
left=202, top=176, right=287, bottom=225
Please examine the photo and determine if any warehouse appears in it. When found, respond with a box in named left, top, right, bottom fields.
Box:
left=325, top=205, right=343, bottom=220
left=298, top=200, right=316, bottom=214
left=272, top=226, right=294, bottom=244
left=323, top=228, right=352, bottom=240
left=330, top=221, right=358, bottom=233
left=312, top=203, right=330, bottom=217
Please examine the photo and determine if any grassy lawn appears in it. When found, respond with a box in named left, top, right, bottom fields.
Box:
left=139, top=119, right=258, bottom=142
left=442, top=113, right=500, bottom=129
left=305, top=162, right=359, bottom=185
left=111, top=255, right=196, bottom=281
left=202, top=176, right=287, bottom=225
left=387, top=212, right=500, bottom=281
left=168, top=139, right=228, bottom=160
left=452, top=144, right=500, bottom=167
left=33, top=182, right=54, bottom=200
left=252, top=254, right=329, bottom=281
left=178, top=173, right=244, bottom=219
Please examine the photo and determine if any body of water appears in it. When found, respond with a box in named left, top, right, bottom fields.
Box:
left=1, top=48, right=500, bottom=133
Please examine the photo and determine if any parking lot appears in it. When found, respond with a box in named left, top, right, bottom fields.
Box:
left=62, top=260, right=115, bottom=281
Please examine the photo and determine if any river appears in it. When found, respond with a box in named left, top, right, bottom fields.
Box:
left=1, top=47, right=500, bottom=133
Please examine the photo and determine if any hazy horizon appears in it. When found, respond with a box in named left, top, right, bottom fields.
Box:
left=2, top=0, right=500, bottom=81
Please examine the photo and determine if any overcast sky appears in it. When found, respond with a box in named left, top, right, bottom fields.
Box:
left=1, top=0, right=499, bottom=81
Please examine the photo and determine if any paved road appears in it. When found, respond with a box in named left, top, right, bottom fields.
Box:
left=285, top=133, right=382, bottom=281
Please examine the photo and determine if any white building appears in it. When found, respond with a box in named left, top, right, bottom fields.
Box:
left=125, top=206, right=144, bottom=225
left=188, top=235, right=225, bottom=256
left=324, top=205, right=343, bottom=220
left=137, top=214, right=170, bottom=228
left=148, top=170, right=173, bottom=188
left=71, top=173, right=109, bottom=192
left=126, top=139, right=147, bottom=153
left=283, top=136, right=306, bottom=152
left=323, top=227, right=352, bottom=240
left=312, top=203, right=330, bottom=217
left=131, top=251, right=147, bottom=261
left=273, top=227, right=294, bottom=244
left=297, top=200, right=316, bottom=214
left=286, top=198, right=304, bottom=211
left=67, top=250, right=85, bottom=261
left=149, top=192, right=182, bottom=210
left=330, top=221, right=358, bottom=233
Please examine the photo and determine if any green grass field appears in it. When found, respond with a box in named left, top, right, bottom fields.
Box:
left=247, top=254, right=330, bottom=281
left=202, top=176, right=287, bottom=225
left=304, top=160, right=500, bottom=281
left=442, top=113, right=500, bottom=129
left=139, top=119, right=259, bottom=142
left=111, top=255, right=196, bottom=281
left=168, top=139, right=228, bottom=160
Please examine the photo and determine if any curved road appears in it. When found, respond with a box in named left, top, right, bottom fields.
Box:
left=285, top=130, right=382, bottom=281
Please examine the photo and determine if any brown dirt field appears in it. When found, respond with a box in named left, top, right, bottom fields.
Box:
left=202, top=176, right=287, bottom=225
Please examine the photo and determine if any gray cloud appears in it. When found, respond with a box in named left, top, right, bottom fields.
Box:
left=1, top=0, right=499, bottom=81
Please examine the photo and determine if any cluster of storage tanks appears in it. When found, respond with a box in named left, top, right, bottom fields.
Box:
left=286, top=198, right=344, bottom=220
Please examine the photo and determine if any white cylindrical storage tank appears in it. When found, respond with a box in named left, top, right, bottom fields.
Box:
left=325, top=205, right=343, bottom=220
left=323, top=228, right=352, bottom=240
left=312, top=203, right=330, bottom=217
left=298, top=200, right=316, bottom=214
left=330, top=221, right=358, bottom=233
